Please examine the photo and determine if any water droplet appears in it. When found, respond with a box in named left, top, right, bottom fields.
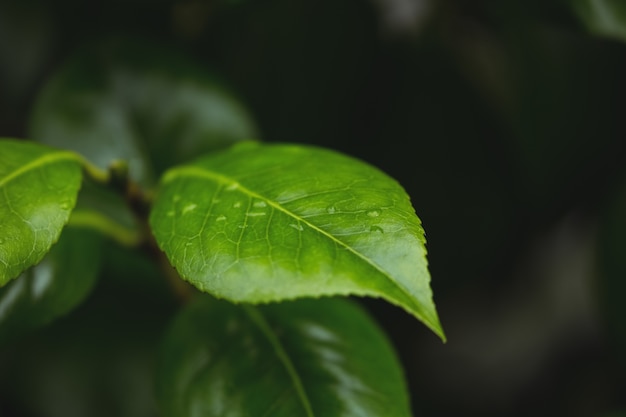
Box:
left=233, top=202, right=242, bottom=208
left=367, top=210, right=381, bottom=218
left=182, top=203, right=197, bottom=214
left=246, top=212, right=266, bottom=217
left=59, top=201, right=72, bottom=210
left=216, top=215, right=227, bottom=221
left=226, top=183, right=240, bottom=191
left=289, top=223, right=304, bottom=231
left=326, top=206, right=336, bottom=214
left=370, top=225, right=384, bottom=233
left=253, top=201, right=267, bottom=208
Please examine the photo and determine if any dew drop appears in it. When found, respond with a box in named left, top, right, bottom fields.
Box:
left=367, top=210, right=381, bottom=218
left=326, top=205, right=336, bottom=214
left=289, top=223, right=304, bottom=231
left=182, top=203, right=197, bottom=214
left=216, top=215, right=227, bottom=221
left=253, top=201, right=267, bottom=208
left=370, top=225, right=384, bottom=233
left=59, top=201, right=72, bottom=210
left=246, top=212, right=266, bottom=217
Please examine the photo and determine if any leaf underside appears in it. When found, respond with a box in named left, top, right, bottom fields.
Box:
left=0, top=139, right=82, bottom=286
left=150, top=143, right=444, bottom=340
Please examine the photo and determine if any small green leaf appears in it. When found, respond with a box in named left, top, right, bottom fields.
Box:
left=29, top=36, right=259, bottom=187
left=572, top=0, right=626, bottom=42
left=157, top=296, right=413, bottom=417
left=0, top=227, right=102, bottom=345
left=0, top=139, right=82, bottom=286
left=150, top=143, right=444, bottom=340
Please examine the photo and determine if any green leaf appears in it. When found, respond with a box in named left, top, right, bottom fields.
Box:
left=0, top=139, right=82, bottom=286
left=150, top=143, right=444, bottom=340
left=0, top=227, right=102, bottom=345
left=157, top=296, right=413, bottom=417
left=572, top=0, right=626, bottom=42
left=29, top=36, right=259, bottom=187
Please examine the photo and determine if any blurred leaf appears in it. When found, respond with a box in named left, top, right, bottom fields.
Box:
left=572, top=0, right=626, bottom=42
left=29, top=36, right=259, bottom=187
left=0, top=138, right=82, bottom=286
left=597, top=175, right=626, bottom=367
left=0, top=240, right=178, bottom=417
left=0, top=227, right=102, bottom=345
left=150, top=143, right=444, bottom=339
left=157, top=296, right=412, bottom=417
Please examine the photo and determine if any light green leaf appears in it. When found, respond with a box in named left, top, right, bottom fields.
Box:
left=157, top=296, right=413, bottom=417
left=572, top=0, right=626, bottom=42
left=0, top=139, right=82, bottom=286
left=29, top=36, right=259, bottom=187
left=0, top=227, right=102, bottom=345
left=150, top=143, right=444, bottom=340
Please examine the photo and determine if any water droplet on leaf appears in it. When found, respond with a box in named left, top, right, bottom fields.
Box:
left=367, top=210, right=381, bottom=217
left=216, top=215, right=227, bottom=221
left=326, top=206, right=336, bottom=214
left=253, top=201, right=267, bottom=208
left=182, top=203, right=197, bottom=214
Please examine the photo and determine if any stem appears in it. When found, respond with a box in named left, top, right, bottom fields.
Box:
left=81, top=158, right=195, bottom=303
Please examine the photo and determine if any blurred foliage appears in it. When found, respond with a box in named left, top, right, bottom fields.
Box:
left=1, top=0, right=626, bottom=416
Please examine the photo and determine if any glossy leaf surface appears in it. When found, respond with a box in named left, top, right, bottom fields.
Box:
left=0, top=139, right=82, bottom=286
left=573, top=0, right=626, bottom=42
left=151, top=143, right=443, bottom=339
left=29, top=37, right=259, bottom=187
left=157, top=296, right=412, bottom=417
left=0, top=227, right=102, bottom=345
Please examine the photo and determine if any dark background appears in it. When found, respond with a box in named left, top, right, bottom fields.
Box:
left=1, top=0, right=626, bottom=416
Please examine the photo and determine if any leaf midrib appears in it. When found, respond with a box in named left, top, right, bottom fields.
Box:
left=0, top=151, right=79, bottom=188
left=162, top=165, right=418, bottom=304
left=244, top=305, right=315, bottom=417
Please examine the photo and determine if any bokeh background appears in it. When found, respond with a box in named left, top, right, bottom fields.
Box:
left=1, top=0, right=626, bottom=416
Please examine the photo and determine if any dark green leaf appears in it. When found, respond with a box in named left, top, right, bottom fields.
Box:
left=572, top=0, right=626, bottom=42
left=0, top=139, right=82, bottom=286
left=157, top=296, right=412, bottom=417
left=0, top=227, right=102, bottom=345
left=150, top=143, right=444, bottom=339
left=29, top=36, right=259, bottom=187
left=0, top=247, right=176, bottom=417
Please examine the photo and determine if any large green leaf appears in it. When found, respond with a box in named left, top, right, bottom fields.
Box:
left=0, top=139, right=82, bottom=286
left=150, top=143, right=444, bottom=339
left=572, top=0, right=626, bottom=42
left=29, top=36, right=259, bottom=187
left=0, top=227, right=102, bottom=345
left=157, top=296, right=413, bottom=417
